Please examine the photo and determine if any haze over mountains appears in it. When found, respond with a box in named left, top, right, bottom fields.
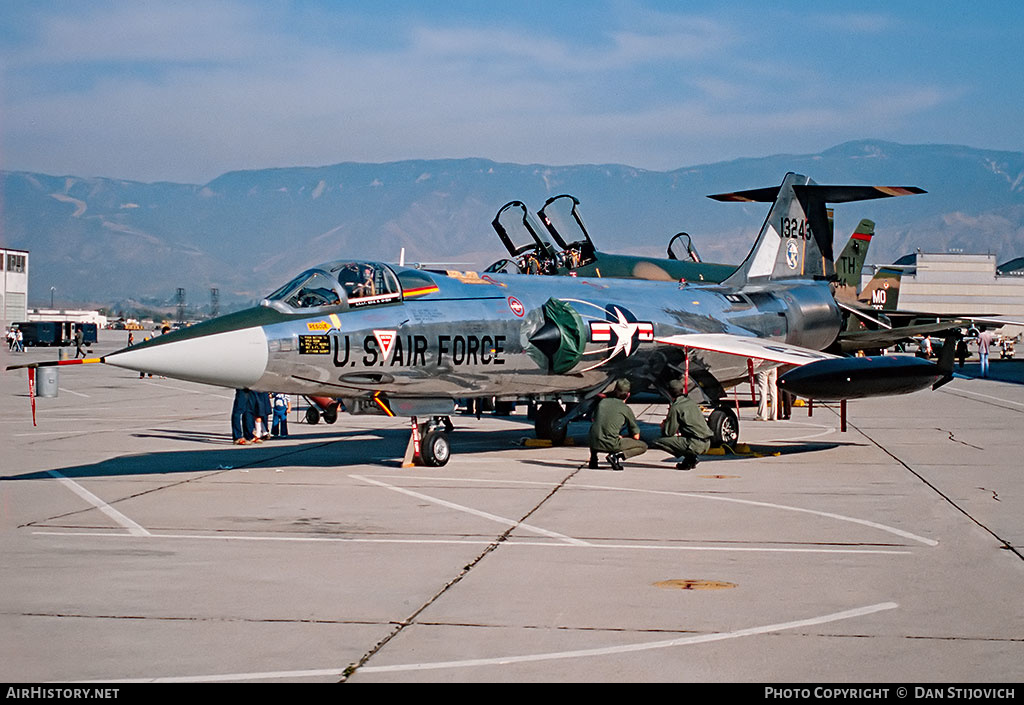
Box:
left=3, top=140, right=1023, bottom=310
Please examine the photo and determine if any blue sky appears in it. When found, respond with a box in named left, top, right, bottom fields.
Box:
left=2, top=0, right=1022, bottom=183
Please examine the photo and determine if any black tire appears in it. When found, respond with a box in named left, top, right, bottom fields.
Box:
left=305, top=407, right=320, bottom=425
left=535, top=402, right=567, bottom=445
left=420, top=430, right=451, bottom=467
left=708, top=408, right=739, bottom=447
left=323, top=405, right=338, bottom=424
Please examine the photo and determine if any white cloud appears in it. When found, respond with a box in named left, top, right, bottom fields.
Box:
left=8, top=1, right=271, bottom=66
left=0, top=2, right=1000, bottom=182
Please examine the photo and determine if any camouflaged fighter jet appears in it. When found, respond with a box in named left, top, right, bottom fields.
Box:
left=486, top=195, right=735, bottom=283
left=835, top=255, right=1024, bottom=355
left=11, top=173, right=950, bottom=467
left=487, top=195, right=874, bottom=289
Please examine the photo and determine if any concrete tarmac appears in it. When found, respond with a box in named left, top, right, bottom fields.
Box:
left=1, top=330, right=1022, bottom=683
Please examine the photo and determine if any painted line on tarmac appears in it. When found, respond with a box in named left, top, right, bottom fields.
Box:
left=14, top=411, right=227, bottom=437
left=57, top=386, right=90, bottom=398
left=46, top=471, right=150, bottom=537
left=941, top=386, right=1024, bottom=408
left=351, top=474, right=591, bottom=546
left=88, top=602, right=898, bottom=682
left=588, top=483, right=939, bottom=547
left=140, top=378, right=234, bottom=399
left=369, top=474, right=938, bottom=547
left=30, top=531, right=912, bottom=555
left=356, top=602, right=899, bottom=675
left=763, top=420, right=838, bottom=442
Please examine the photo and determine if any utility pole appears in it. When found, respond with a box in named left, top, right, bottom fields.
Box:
left=210, top=287, right=220, bottom=318
left=176, top=288, right=186, bottom=324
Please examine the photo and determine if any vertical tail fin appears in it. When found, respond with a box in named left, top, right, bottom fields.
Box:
left=858, top=266, right=903, bottom=311
left=835, top=219, right=875, bottom=290
left=715, top=173, right=835, bottom=286
left=713, top=174, right=924, bottom=288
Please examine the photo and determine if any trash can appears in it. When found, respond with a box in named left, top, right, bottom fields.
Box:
left=37, top=366, right=59, bottom=398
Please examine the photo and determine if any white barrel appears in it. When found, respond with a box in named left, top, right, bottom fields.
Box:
left=37, top=367, right=59, bottom=398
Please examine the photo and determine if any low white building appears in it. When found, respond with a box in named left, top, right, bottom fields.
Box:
left=27, top=308, right=109, bottom=328
left=1, top=247, right=29, bottom=323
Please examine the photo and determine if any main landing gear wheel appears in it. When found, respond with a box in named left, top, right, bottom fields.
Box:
left=305, top=407, right=320, bottom=425
left=708, top=407, right=739, bottom=447
left=322, top=405, right=338, bottom=424
left=534, top=402, right=567, bottom=445
left=420, top=429, right=451, bottom=467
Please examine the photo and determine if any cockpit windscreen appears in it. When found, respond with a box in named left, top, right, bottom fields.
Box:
left=264, top=262, right=402, bottom=312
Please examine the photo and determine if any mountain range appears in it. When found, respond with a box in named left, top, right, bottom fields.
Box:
left=3, top=139, right=1023, bottom=311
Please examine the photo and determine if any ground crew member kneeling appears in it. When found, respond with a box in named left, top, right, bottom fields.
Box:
left=588, top=379, right=647, bottom=471
left=652, top=379, right=713, bottom=470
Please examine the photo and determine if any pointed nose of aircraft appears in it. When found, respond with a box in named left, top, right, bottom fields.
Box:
left=104, top=321, right=269, bottom=389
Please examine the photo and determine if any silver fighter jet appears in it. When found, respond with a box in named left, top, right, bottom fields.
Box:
left=11, top=173, right=946, bottom=466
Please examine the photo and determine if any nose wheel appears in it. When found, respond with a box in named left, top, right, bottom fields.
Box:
left=420, top=428, right=451, bottom=466
left=403, top=416, right=453, bottom=467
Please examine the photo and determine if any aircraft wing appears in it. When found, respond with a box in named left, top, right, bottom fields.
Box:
left=655, top=333, right=839, bottom=366
left=888, top=312, right=1024, bottom=328
left=836, top=320, right=975, bottom=353
left=838, top=297, right=1024, bottom=353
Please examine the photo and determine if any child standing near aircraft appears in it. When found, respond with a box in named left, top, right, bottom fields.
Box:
left=271, top=392, right=290, bottom=438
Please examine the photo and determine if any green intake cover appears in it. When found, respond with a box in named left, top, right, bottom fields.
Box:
left=542, top=298, right=586, bottom=374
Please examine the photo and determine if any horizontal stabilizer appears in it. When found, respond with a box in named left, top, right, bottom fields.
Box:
left=709, top=184, right=926, bottom=203
left=717, top=174, right=925, bottom=289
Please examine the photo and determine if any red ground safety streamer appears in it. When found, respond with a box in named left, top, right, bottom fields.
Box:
left=28, top=367, right=37, bottom=427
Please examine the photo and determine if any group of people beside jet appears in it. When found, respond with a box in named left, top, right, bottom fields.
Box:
left=588, top=378, right=712, bottom=471
left=231, top=389, right=291, bottom=445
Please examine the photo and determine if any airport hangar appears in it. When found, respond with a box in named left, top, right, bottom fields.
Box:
left=1, top=247, right=29, bottom=325
left=863, top=251, right=1024, bottom=338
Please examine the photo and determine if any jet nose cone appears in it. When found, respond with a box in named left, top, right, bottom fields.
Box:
left=105, top=326, right=269, bottom=388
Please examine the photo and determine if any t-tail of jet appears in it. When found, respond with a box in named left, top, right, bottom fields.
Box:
left=713, top=174, right=924, bottom=288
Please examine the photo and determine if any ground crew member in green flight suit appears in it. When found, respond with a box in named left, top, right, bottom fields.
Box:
left=652, top=379, right=713, bottom=470
left=588, top=379, right=647, bottom=471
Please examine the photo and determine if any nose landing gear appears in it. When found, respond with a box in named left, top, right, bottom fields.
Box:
left=403, top=415, right=454, bottom=467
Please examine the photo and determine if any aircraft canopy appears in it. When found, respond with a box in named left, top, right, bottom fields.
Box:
left=264, top=261, right=402, bottom=312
